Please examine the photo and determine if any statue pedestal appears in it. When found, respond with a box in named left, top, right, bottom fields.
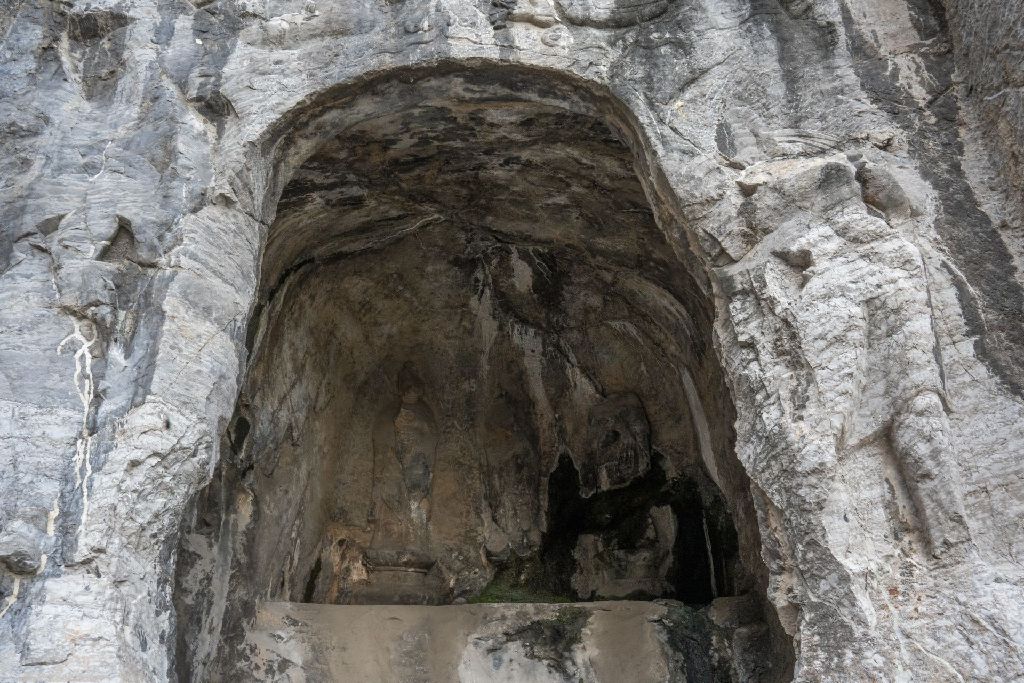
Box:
left=240, top=600, right=756, bottom=681
left=346, top=548, right=446, bottom=605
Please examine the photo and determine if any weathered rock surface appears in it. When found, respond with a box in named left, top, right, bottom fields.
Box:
left=0, top=0, right=1023, bottom=681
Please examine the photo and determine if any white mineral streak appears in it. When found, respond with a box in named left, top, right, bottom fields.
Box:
left=682, top=366, right=723, bottom=491
left=0, top=578, right=20, bottom=620
left=57, top=321, right=97, bottom=541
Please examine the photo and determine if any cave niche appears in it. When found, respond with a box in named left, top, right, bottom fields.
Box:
left=172, top=67, right=790, bottom=681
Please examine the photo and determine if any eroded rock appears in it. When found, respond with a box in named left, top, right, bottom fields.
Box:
left=1, top=0, right=1023, bottom=681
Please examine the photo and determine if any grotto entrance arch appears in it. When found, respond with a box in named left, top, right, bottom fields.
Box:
left=173, top=64, right=792, bottom=681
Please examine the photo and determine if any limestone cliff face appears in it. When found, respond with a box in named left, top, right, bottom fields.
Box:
left=0, top=0, right=1022, bottom=681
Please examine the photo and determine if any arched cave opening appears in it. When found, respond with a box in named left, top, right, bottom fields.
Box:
left=172, top=67, right=792, bottom=681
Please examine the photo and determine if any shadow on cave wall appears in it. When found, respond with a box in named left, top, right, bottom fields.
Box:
left=170, top=65, right=794, bottom=682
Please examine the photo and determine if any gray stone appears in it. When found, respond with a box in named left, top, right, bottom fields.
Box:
left=0, top=0, right=1022, bottom=681
left=0, top=520, right=46, bottom=575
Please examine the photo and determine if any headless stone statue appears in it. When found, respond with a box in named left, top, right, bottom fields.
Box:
left=891, top=390, right=970, bottom=554
left=573, top=505, right=677, bottom=600
left=366, top=365, right=438, bottom=581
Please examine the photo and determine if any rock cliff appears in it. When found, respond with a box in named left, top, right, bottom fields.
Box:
left=0, top=0, right=1022, bottom=681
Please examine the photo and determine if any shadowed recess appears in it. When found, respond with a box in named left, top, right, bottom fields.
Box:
left=172, top=68, right=793, bottom=682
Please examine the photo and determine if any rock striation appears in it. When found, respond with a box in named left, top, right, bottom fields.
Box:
left=0, top=0, right=1022, bottom=681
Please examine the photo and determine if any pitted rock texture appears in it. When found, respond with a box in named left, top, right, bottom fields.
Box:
left=0, top=0, right=1023, bottom=681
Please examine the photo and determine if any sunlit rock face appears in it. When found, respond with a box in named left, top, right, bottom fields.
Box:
left=2, top=0, right=1024, bottom=681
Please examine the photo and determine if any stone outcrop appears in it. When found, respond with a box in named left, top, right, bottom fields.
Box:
left=0, top=0, right=1023, bottom=681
